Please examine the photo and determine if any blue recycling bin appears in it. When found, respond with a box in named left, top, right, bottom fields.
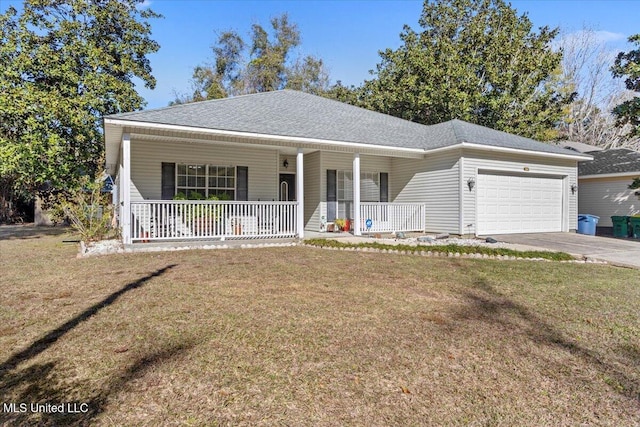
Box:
left=577, top=214, right=599, bottom=235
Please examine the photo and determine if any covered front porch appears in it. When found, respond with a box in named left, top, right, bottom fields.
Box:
left=105, top=120, right=430, bottom=245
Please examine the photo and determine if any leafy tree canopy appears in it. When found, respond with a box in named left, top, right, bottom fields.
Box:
left=611, top=34, right=640, bottom=137
left=339, top=0, right=573, bottom=141
left=0, top=0, right=160, bottom=215
left=173, top=13, right=329, bottom=104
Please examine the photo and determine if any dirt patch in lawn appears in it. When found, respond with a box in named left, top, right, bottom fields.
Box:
left=0, top=232, right=638, bottom=426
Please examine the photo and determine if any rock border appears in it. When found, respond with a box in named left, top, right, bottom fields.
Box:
left=77, top=239, right=607, bottom=265
left=299, top=242, right=608, bottom=265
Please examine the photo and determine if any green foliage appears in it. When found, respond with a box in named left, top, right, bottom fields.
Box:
left=304, top=238, right=575, bottom=261
left=56, top=174, right=117, bottom=242
left=173, top=13, right=329, bottom=104
left=346, top=0, right=572, bottom=141
left=173, top=191, right=232, bottom=201
left=172, top=191, right=232, bottom=221
left=0, top=0, right=160, bottom=215
left=628, top=177, right=640, bottom=190
left=611, top=34, right=640, bottom=137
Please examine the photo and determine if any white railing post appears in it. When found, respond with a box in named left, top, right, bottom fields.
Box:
left=121, top=133, right=131, bottom=245
left=296, top=148, right=304, bottom=239
left=353, top=153, right=361, bottom=236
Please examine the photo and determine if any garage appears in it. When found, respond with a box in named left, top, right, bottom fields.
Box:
left=476, top=171, right=564, bottom=234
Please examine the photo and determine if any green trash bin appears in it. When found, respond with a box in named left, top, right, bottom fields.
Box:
left=630, top=216, right=640, bottom=239
left=611, top=216, right=630, bottom=237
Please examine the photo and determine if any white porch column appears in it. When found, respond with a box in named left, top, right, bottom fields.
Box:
left=296, top=148, right=304, bottom=239
left=122, top=133, right=131, bottom=244
left=353, top=153, right=361, bottom=236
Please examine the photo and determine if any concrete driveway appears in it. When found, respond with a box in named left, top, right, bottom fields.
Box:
left=490, top=232, right=640, bottom=269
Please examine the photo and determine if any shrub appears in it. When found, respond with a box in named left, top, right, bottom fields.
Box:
left=57, top=174, right=117, bottom=242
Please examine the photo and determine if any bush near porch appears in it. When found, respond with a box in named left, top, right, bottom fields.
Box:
left=0, top=229, right=638, bottom=426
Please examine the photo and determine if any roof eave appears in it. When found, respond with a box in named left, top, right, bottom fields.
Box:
left=424, top=141, right=593, bottom=161
left=579, top=171, right=640, bottom=179
left=103, top=118, right=427, bottom=156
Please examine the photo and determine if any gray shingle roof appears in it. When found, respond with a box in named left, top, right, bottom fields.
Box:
left=108, top=90, right=585, bottom=157
left=427, top=120, right=583, bottom=155
left=558, top=140, right=603, bottom=153
left=579, top=148, right=640, bottom=176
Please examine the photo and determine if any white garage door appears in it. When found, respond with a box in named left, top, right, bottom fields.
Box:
left=477, top=172, right=563, bottom=234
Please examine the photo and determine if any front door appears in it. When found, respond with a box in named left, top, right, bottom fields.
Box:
left=279, top=174, right=296, bottom=201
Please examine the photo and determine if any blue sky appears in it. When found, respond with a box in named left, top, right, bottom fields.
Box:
left=2, top=0, right=638, bottom=109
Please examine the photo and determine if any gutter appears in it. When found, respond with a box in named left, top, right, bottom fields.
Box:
left=103, top=118, right=427, bottom=155
left=423, top=142, right=592, bottom=162
left=579, top=172, right=640, bottom=179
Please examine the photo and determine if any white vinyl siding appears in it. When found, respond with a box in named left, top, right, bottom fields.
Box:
left=304, top=151, right=322, bottom=231
left=279, top=154, right=296, bottom=173
left=462, top=149, right=578, bottom=234
left=129, top=139, right=278, bottom=202
left=578, top=176, right=640, bottom=227
left=391, top=151, right=460, bottom=234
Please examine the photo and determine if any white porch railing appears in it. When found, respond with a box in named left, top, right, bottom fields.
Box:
left=130, top=201, right=297, bottom=242
left=359, top=202, right=426, bottom=233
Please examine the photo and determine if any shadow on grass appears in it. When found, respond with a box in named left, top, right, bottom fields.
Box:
left=0, top=224, right=71, bottom=240
left=0, top=264, right=181, bottom=425
left=0, top=264, right=176, bottom=374
left=0, top=341, right=195, bottom=426
left=457, top=270, right=639, bottom=404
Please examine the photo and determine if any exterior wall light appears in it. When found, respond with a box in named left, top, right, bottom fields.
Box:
left=467, top=177, right=475, bottom=191
left=571, top=183, right=578, bottom=194
left=283, top=158, right=289, bottom=169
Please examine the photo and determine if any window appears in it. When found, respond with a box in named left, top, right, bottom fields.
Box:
left=176, top=164, right=235, bottom=199
left=334, top=170, right=385, bottom=218
left=360, top=172, right=380, bottom=202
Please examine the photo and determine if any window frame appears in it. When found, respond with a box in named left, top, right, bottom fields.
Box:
left=175, top=164, right=237, bottom=200
left=334, top=170, right=386, bottom=219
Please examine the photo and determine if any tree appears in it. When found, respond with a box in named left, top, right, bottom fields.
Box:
left=611, top=34, right=640, bottom=139
left=0, top=0, right=160, bottom=220
left=174, top=13, right=329, bottom=103
left=352, top=0, right=573, bottom=141
left=556, top=28, right=640, bottom=150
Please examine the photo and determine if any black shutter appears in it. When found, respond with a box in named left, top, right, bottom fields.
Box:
left=161, top=163, right=175, bottom=200
left=237, top=166, right=248, bottom=201
left=327, top=169, right=337, bottom=221
left=380, top=172, right=388, bottom=202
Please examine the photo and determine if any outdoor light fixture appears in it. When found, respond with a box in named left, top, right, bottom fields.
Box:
left=467, top=177, right=476, bottom=191
left=571, top=183, right=578, bottom=194
left=283, top=158, right=289, bottom=169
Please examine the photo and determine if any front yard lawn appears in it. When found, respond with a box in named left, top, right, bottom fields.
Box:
left=0, top=228, right=638, bottom=425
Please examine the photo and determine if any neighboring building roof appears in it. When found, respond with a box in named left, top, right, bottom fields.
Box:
left=579, top=148, right=640, bottom=176
left=107, top=89, right=586, bottom=158
left=557, top=140, right=603, bottom=153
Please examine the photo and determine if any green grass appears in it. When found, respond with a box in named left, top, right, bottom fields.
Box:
left=0, top=226, right=638, bottom=426
left=304, top=238, right=576, bottom=261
